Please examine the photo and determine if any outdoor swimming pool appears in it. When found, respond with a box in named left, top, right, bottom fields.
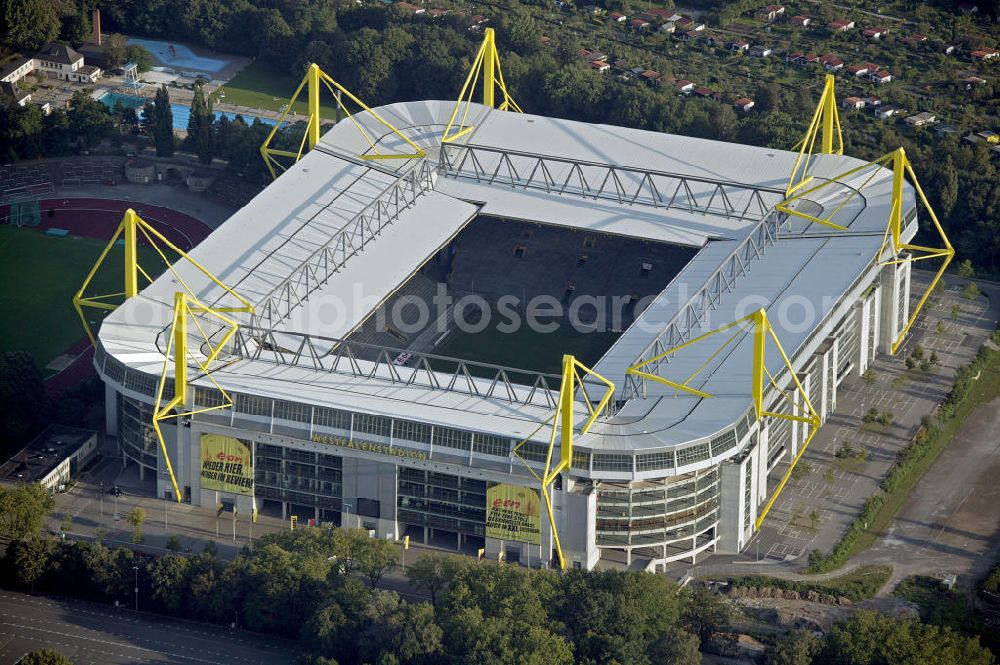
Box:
left=99, top=92, right=276, bottom=131
left=127, top=37, right=231, bottom=74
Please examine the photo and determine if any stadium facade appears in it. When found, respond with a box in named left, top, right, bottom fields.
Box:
left=93, top=63, right=946, bottom=570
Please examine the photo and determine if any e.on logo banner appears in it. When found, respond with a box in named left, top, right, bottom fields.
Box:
left=200, top=434, right=254, bottom=495
left=485, top=482, right=541, bottom=545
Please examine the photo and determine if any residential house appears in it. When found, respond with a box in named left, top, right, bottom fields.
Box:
left=693, top=86, right=714, bottom=98
left=754, top=5, right=785, bottom=22
left=581, top=4, right=602, bottom=15
left=975, top=129, right=999, bottom=144
left=673, top=78, right=694, bottom=93
left=609, top=11, right=626, bottom=22
left=939, top=43, right=957, bottom=55
left=734, top=97, right=755, bottom=112
left=901, top=34, right=927, bottom=46
left=830, top=19, right=855, bottom=32
left=673, top=16, right=704, bottom=30
left=0, top=80, right=31, bottom=107
left=904, top=111, right=936, bottom=127
left=875, top=105, right=901, bottom=119
left=971, top=49, right=999, bottom=61
left=642, top=7, right=680, bottom=21
left=659, top=22, right=676, bottom=34
left=963, top=75, right=988, bottom=86
left=0, top=55, right=33, bottom=86
left=934, top=123, right=960, bottom=138
left=862, top=27, right=888, bottom=40
left=871, top=70, right=892, bottom=84
left=629, top=18, right=650, bottom=31
left=847, top=63, right=871, bottom=77
left=612, top=59, right=631, bottom=71
left=820, top=54, right=844, bottom=71
left=729, top=39, right=750, bottom=52
left=750, top=45, right=773, bottom=57
left=33, top=42, right=101, bottom=83
left=467, top=15, right=488, bottom=29
left=641, top=69, right=663, bottom=86
left=590, top=60, right=611, bottom=73
left=842, top=96, right=866, bottom=110
left=427, top=8, right=449, bottom=17
left=790, top=15, right=811, bottom=27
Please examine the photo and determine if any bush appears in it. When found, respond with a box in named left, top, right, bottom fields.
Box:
left=964, top=282, right=980, bottom=301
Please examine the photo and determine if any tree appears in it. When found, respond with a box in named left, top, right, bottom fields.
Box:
left=125, top=44, right=154, bottom=73
left=186, top=82, right=214, bottom=164
left=0, top=483, right=55, bottom=541
left=344, top=529, right=398, bottom=588
left=405, top=553, right=467, bottom=605
left=149, top=85, right=175, bottom=157
left=818, top=610, right=993, bottom=665
left=647, top=625, right=702, bottom=664
left=0, top=0, right=59, bottom=51
left=681, top=586, right=731, bottom=650
left=957, top=259, right=975, bottom=278
left=0, top=352, right=52, bottom=457
left=166, top=534, right=182, bottom=552
left=766, top=630, right=822, bottom=665
left=147, top=554, right=190, bottom=614
left=62, top=2, right=92, bottom=44
left=127, top=507, right=145, bottom=543
left=105, top=33, right=129, bottom=68
left=11, top=536, right=53, bottom=592
left=963, top=282, right=980, bottom=301
left=67, top=91, right=114, bottom=148
left=21, top=650, right=72, bottom=665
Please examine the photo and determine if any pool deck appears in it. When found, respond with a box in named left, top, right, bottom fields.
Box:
left=132, top=37, right=252, bottom=84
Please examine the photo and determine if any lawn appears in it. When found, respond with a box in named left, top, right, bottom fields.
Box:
left=215, top=62, right=340, bottom=120
left=434, top=320, right=620, bottom=376
left=0, top=226, right=164, bottom=372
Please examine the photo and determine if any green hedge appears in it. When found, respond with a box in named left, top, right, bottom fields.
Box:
left=726, top=565, right=891, bottom=602
left=807, top=340, right=999, bottom=573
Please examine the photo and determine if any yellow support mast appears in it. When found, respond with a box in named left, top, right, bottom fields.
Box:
left=786, top=74, right=843, bottom=196
left=512, top=355, right=615, bottom=570
left=626, top=309, right=821, bottom=529
left=74, top=208, right=253, bottom=502
left=778, top=147, right=954, bottom=354
left=259, top=63, right=426, bottom=179
left=442, top=28, right=523, bottom=144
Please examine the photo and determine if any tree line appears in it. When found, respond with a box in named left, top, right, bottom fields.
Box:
left=0, top=481, right=995, bottom=665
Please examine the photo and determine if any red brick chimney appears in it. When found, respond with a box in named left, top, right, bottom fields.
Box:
left=92, top=8, right=101, bottom=46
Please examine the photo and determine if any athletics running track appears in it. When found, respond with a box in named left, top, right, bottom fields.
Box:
left=0, top=198, right=214, bottom=397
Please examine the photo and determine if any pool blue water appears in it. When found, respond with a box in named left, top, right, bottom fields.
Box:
left=99, top=92, right=276, bottom=131
left=127, top=37, right=230, bottom=74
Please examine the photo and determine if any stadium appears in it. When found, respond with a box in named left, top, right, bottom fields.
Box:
left=91, top=32, right=951, bottom=571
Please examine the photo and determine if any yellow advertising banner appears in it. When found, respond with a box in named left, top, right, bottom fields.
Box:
left=200, top=434, right=254, bottom=496
left=485, top=483, right=541, bottom=544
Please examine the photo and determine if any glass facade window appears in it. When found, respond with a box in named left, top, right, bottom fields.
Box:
left=593, top=454, right=633, bottom=473
left=516, top=442, right=550, bottom=464
left=194, top=387, right=225, bottom=408
left=354, top=413, right=391, bottom=438
left=117, top=394, right=159, bottom=469
left=314, top=407, right=352, bottom=431
left=394, top=420, right=432, bottom=444
left=398, top=469, right=487, bottom=537
left=473, top=433, right=510, bottom=458
left=571, top=450, right=591, bottom=470
left=274, top=400, right=311, bottom=422
left=255, top=443, right=343, bottom=510
left=710, top=430, right=737, bottom=457
left=636, top=451, right=674, bottom=471
left=675, top=442, right=710, bottom=467
left=433, top=426, right=472, bottom=451
left=236, top=393, right=273, bottom=417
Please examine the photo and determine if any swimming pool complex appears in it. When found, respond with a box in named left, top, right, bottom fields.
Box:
left=99, top=92, right=276, bottom=131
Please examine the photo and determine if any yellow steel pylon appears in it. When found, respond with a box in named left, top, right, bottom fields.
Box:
left=626, top=309, right=821, bottom=529
left=152, top=291, right=245, bottom=502
left=74, top=208, right=253, bottom=502
left=512, top=355, right=615, bottom=570
left=259, top=63, right=426, bottom=179
left=73, top=209, right=252, bottom=345
left=778, top=147, right=954, bottom=354
left=786, top=74, right=843, bottom=196
left=442, top=28, right=522, bottom=144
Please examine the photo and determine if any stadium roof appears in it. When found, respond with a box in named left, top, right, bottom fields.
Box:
left=99, top=101, right=915, bottom=456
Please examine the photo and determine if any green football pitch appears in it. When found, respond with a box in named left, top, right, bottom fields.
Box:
left=0, top=226, right=165, bottom=371
left=434, top=323, right=620, bottom=376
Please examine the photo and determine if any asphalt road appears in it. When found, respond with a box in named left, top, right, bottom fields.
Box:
left=0, top=591, right=298, bottom=665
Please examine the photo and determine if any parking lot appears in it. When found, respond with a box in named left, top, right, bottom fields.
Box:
left=750, top=271, right=997, bottom=563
